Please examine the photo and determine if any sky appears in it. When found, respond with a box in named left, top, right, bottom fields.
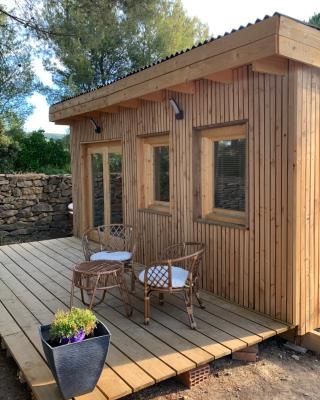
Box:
left=24, top=0, right=319, bottom=135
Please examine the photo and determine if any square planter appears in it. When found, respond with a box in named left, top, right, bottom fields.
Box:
left=40, top=321, right=111, bottom=399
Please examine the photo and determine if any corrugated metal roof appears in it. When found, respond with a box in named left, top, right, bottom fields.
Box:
left=53, top=12, right=320, bottom=106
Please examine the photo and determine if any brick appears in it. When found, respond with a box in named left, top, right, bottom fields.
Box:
left=177, top=364, right=210, bottom=388
left=232, top=351, right=258, bottom=362
left=240, top=344, right=259, bottom=353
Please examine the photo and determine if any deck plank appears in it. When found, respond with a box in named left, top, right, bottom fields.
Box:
left=21, top=244, right=227, bottom=364
left=4, top=331, right=63, bottom=400
left=30, top=242, right=262, bottom=357
left=0, top=257, right=166, bottom=391
left=24, top=241, right=238, bottom=357
left=0, top=237, right=293, bottom=400
left=0, top=245, right=180, bottom=382
left=0, top=277, right=130, bottom=400
left=199, top=290, right=292, bottom=333
left=0, top=285, right=64, bottom=400
left=21, top=242, right=220, bottom=368
left=0, top=302, right=22, bottom=337
left=162, top=293, right=273, bottom=340
left=0, top=268, right=133, bottom=399
left=128, top=290, right=261, bottom=348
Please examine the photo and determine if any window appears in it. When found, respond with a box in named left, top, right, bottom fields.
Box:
left=138, top=134, right=170, bottom=212
left=200, top=123, right=247, bottom=225
left=153, top=146, right=169, bottom=202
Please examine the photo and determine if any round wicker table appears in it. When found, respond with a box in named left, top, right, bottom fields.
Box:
left=70, top=260, right=132, bottom=316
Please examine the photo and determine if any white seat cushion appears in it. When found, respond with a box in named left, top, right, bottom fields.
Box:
left=90, top=251, right=132, bottom=262
left=138, top=266, right=189, bottom=288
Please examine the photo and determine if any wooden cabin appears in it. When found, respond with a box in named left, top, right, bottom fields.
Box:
left=49, top=13, right=320, bottom=339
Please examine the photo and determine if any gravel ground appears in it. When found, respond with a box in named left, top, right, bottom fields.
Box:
left=124, top=337, right=320, bottom=400
left=1, top=337, right=320, bottom=400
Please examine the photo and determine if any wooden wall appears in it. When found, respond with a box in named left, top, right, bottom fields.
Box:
left=291, top=62, right=320, bottom=335
left=70, top=63, right=320, bottom=332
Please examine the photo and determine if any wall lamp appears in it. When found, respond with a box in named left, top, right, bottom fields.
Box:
left=89, top=118, right=102, bottom=134
left=169, top=98, right=184, bottom=120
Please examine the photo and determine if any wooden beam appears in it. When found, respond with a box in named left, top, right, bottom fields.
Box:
left=49, top=16, right=280, bottom=121
left=50, top=35, right=277, bottom=121
left=252, top=55, right=288, bottom=76
left=140, top=90, right=166, bottom=102
left=204, top=69, right=233, bottom=84
left=278, top=35, right=320, bottom=70
left=54, top=117, right=82, bottom=125
left=279, top=15, right=320, bottom=66
left=99, top=105, right=120, bottom=113
left=81, top=111, right=103, bottom=118
left=168, top=82, right=195, bottom=94
left=119, top=99, right=140, bottom=109
left=300, top=330, right=320, bottom=353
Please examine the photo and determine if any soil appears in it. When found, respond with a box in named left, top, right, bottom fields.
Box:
left=124, top=337, right=320, bottom=400
left=1, top=337, right=320, bottom=400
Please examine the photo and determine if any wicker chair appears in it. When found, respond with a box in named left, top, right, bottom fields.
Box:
left=138, top=242, right=205, bottom=329
left=82, top=224, right=137, bottom=292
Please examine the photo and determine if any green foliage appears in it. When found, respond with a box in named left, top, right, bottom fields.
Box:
left=0, top=120, right=70, bottom=174
left=309, top=13, right=320, bottom=27
left=0, top=12, right=39, bottom=123
left=40, top=0, right=209, bottom=100
left=50, top=308, right=97, bottom=341
left=0, top=131, right=20, bottom=173
left=13, top=130, right=70, bottom=173
left=60, top=133, right=70, bottom=152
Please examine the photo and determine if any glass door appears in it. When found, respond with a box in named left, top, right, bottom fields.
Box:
left=86, top=142, right=123, bottom=232
left=108, top=151, right=123, bottom=224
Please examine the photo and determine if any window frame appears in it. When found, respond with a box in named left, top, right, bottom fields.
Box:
left=80, top=140, right=123, bottom=239
left=200, top=122, right=248, bottom=226
left=137, top=133, right=171, bottom=214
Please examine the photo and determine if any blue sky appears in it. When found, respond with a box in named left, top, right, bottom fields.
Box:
left=24, top=0, right=319, bottom=134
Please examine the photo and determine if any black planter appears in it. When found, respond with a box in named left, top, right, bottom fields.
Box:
left=40, top=321, right=111, bottom=399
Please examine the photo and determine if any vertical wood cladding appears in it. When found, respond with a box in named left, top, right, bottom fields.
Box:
left=71, top=63, right=320, bottom=333
left=291, top=62, right=320, bottom=335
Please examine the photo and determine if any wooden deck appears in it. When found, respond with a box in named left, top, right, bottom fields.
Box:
left=0, top=237, right=293, bottom=400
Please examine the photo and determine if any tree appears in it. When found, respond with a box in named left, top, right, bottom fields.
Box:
left=124, top=1, right=208, bottom=71
left=309, top=13, right=320, bottom=27
left=14, top=130, right=70, bottom=173
left=0, top=120, right=20, bottom=173
left=39, top=0, right=209, bottom=100
left=0, top=11, right=39, bottom=123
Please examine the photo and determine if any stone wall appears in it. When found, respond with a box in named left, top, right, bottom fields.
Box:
left=0, top=174, right=72, bottom=240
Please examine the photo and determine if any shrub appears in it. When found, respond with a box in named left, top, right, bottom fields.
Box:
left=15, top=130, right=70, bottom=173
left=50, top=308, right=97, bottom=343
left=0, top=133, right=20, bottom=173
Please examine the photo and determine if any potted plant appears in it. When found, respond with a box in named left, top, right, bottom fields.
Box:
left=39, top=307, right=111, bottom=399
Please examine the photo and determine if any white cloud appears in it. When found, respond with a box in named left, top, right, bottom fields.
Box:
left=24, top=93, right=68, bottom=134
left=32, top=58, right=54, bottom=87
left=24, top=58, right=67, bottom=135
